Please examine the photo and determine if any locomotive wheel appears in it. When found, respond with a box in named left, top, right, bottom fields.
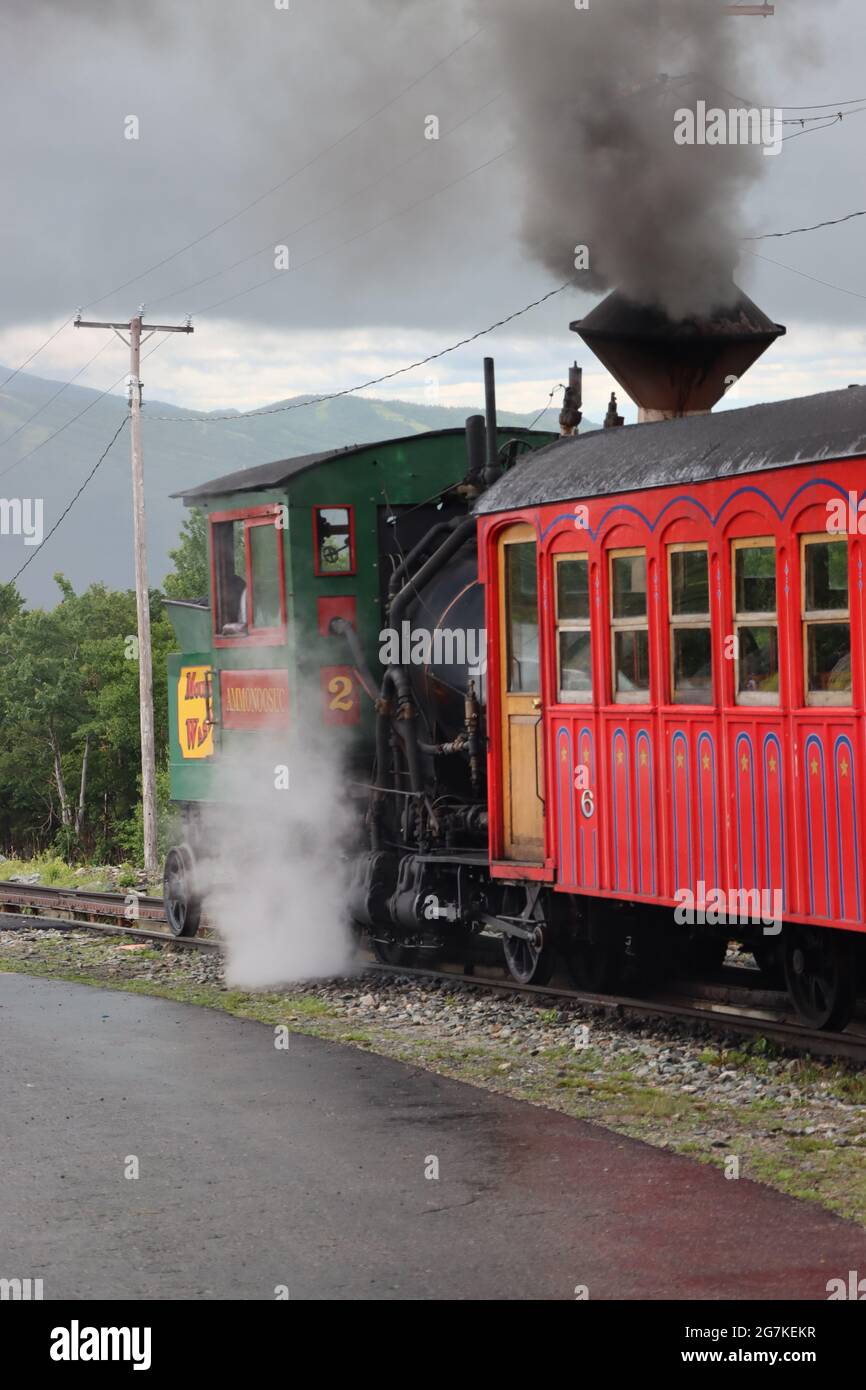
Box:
left=783, top=926, right=856, bottom=1031
left=501, top=889, right=556, bottom=986
left=371, top=937, right=420, bottom=968
left=751, top=938, right=785, bottom=989
left=562, top=899, right=622, bottom=993
left=680, top=929, right=729, bottom=977
left=163, top=845, right=202, bottom=939
left=566, top=937, right=619, bottom=993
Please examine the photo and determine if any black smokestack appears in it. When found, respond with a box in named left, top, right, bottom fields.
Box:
left=483, top=356, right=501, bottom=486
left=464, top=413, right=486, bottom=488
left=575, top=287, right=786, bottom=418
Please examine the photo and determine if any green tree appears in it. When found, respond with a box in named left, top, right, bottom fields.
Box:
left=164, top=508, right=209, bottom=600
left=0, top=581, right=23, bottom=630
left=0, top=574, right=173, bottom=862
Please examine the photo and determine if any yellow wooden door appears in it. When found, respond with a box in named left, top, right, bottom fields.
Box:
left=499, top=524, right=544, bottom=861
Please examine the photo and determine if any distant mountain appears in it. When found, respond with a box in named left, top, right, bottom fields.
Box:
left=0, top=367, right=591, bottom=607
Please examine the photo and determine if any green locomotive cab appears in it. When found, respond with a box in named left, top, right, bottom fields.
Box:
left=163, top=424, right=555, bottom=935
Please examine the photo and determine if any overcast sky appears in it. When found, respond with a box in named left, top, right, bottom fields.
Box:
left=0, top=0, right=864, bottom=426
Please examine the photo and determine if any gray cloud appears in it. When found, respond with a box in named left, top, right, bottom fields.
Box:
left=0, top=0, right=862, bottom=347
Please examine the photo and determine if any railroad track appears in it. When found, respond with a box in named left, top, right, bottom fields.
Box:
left=0, top=880, right=216, bottom=951
left=1, top=879, right=866, bottom=1062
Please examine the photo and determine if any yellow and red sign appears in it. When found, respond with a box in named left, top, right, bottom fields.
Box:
left=177, top=665, right=214, bottom=760
left=220, top=669, right=290, bottom=730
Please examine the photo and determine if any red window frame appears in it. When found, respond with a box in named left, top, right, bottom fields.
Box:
left=210, top=504, right=287, bottom=649
left=312, top=504, right=356, bottom=578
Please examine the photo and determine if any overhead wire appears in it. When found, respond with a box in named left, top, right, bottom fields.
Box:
left=8, top=415, right=129, bottom=584
left=81, top=28, right=486, bottom=314
left=0, top=27, right=488, bottom=394
left=0, top=338, right=115, bottom=451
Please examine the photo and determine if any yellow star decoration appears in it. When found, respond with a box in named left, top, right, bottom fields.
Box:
left=702, top=753, right=710, bottom=771
left=583, top=750, right=591, bottom=766
left=560, top=747, right=568, bottom=764
left=616, top=747, right=624, bottom=765
left=768, top=756, right=777, bottom=773
left=740, top=753, right=749, bottom=771
left=810, top=758, right=819, bottom=775
left=676, top=752, right=684, bottom=769
left=639, top=750, right=648, bottom=767
left=840, top=758, right=850, bottom=777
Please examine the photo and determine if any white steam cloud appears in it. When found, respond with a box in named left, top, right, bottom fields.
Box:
left=198, top=729, right=356, bottom=989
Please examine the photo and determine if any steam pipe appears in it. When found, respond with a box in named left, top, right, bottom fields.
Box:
left=465, top=413, right=486, bottom=489
left=387, top=519, right=461, bottom=601
left=483, top=357, right=501, bottom=488
left=389, top=517, right=477, bottom=629
left=388, top=666, right=423, bottom=794
left=328, top=617, right=380, bottom=701
left=371, top=686, right=393, bottom=851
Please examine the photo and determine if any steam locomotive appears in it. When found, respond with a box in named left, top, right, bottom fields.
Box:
left=164, top=287, right=866, bottom=1031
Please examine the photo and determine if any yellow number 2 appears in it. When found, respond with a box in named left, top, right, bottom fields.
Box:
left=328, top=675, right=354, bottom=711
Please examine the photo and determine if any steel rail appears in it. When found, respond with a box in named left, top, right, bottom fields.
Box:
left=1, top=881, right=865, bottom=1061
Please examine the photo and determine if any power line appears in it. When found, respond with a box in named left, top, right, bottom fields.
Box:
left=1, top=96, right=861, bottom=449
left=0, top=134, right=517, bottom=468
left=4, top=335, right=169, bottom=583
left=527, top=385, right=563, bottom=430
left=152, top=282, right=571, bottom=424
left=782, top=106, right=866, bottom=141
left=745, top=249, right=866, bottom=303
left=0, top=28, right=486, bottom=390
left=0, top=92, right=505, bottom=447
left=780, top=108, right=866, bottom=123
left=82, top=28, right=485, bottom=314
left=0, top=338, right=114, bottom=450
left=8, top=415, right=129, bottom=585
left=0, top=371, right=128, bottom=485
left=0, top=137, right=517, bottom=458
left=152, top=91, right=503, bottom=313
left=779, top=96, right=866, bottom=110
left=0, top=334, right=166, bottom=486
left=0, top=317, right=74, bottom=393
left=191, top=142, right=515, bottom=320
left=744, top=209, right=866, bottom=241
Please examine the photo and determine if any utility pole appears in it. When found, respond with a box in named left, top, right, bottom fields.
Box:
left=74, top=309, right=193, bottom=878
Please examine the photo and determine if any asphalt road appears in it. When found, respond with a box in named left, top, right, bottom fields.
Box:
left=2, top=972, right=865, bottom=1300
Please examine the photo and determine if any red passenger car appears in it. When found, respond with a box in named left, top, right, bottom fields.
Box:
left=477, top=384, right=866, bottom=1028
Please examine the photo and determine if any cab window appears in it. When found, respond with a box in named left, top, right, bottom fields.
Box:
left=211, top=508, right=286, bottom=643
left=314, top=506, right=355, bottom=575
